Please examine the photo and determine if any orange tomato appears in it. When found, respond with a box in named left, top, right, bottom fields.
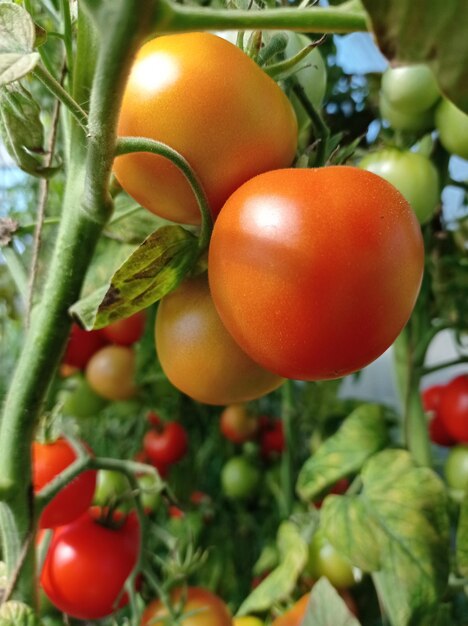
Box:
left=141, top=587, right=232, bottom=626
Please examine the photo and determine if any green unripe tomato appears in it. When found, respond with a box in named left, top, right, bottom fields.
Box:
left=307, top=530, right=356, bottom=589
left=444, top=445, right=468, bottom=499
left=93, top=469, right=131, bottom=509
left=359, top=148, right=439, bottom=224
left=379, top=92, right=435, bottom=132
left=61, top=375, right=108, bottom=418
left=138, top=473, right=161, bottom=513
left=285, top=33, right=327, bottom=111
left=381, top=65, right=440, bottom=114
left=221, top=456, right=260, bottom=500
left=435, top=99, right=468, bottom=160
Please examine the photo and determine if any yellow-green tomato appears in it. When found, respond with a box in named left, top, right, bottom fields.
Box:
left=435, top=99, right=468, bottom=160
left=381, top=65, right=440, bottom=114
left=307, top=531, right=356, bottom=589
left=359, top=148, right=439, bottom=223
left=233, top=617, right=264, bottom=626
left=379, top=92, right=435, bottom=132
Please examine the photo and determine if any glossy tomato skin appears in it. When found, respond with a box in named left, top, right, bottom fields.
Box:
left=435, top=99, right=468, bottom=159
left=63, top=324, right=108, bottom=369
left=381, top=65, right=439, bottom=114
left=358, top=148, right=439, bottom=224
left=85, top=345, right=137, bottom=401
left=115, top=32, right=297, bottom=225
left=209, top=166, right=424, bottom=381
left=101, top=311, right=146, bottom=346
left=439, top=375, right=468, bottom=442
left=41, top=508, right=140, bottom=620
left=33, top=438, right=96, bottom=529
left=143, top=421, right=188, bottom=466
left=141, top=587, right=232, bottom=626
left=220, top=404, right=259, bottom=444
left=155, top=274, right=283, bottom=404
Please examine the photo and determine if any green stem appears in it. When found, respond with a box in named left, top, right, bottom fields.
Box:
left=421, top=356, right=468, bottom=376
left=60, top=0, right=74, bottom=84
left=280, top=380, right=295, bottom=518
left=153, top=1, right=368, bottom=34
left=1, top=246, right=28, bottom=301
left=32, top=64, right=88, bottom=129
left=0, top=0, right=159, bottom=604
left=116, top=137, right=213, bottom=251
left=291, top=79, right=330, bottom=166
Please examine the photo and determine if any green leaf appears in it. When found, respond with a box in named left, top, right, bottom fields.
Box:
left=70, top=225, right=198, bottom=329
left=302, top=577, right=362, bottom=626
left=0, top=3, right=40, bottom=86
left=0, top=601, right=40, bottom=626
left=0, top=82, right=60, bottom=178
left=456, top=495, right=468, bottom=577
left=361, top=0, right=468, bottom=113
left=321, top=449, right=450, bottom=626
left=297, top=404, right=389, bottom=501
left=236, top=520, right=308, bottom=615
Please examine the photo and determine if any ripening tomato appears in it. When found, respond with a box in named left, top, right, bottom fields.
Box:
left=63, top=324, right=108, bottom=369
left=143, top=421, right=188, bottom=466
left=41, top=508, right=140, bottom=620
left=381, top=65, right=440, bottom=115
left=101, top=311, right=147, bottom=346
left=271, top=589, right=358, bottom=626
left=438, top=375, right=468, bottom=442
left=435, top=99, right=468, bottom=160
left=32, top=438, right=96, bottom=529
left=209, top=166, right=424, bottom=380
left=220, top=404, right=259, bottom=444
left=115, top=32, right=297, bottom=225
left=85, top=345, right=137, bottom=401
left=155, top=274, right=283, bottom=404
left=358, top=148, right=439, bottom=224
left=141, top=587, right=232, bottom=626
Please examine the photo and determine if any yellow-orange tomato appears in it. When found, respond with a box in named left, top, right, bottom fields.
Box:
left=85, top=345, right=137, bottom=401
left=141, top=587, right=232, bottom=626
left=209, top=166, right=424, bottom=380
left=233, top=617, right=264, bottom=626
left=115, top=32, right=297, bottom=225
left=272, top=591, right=358, bottom=625
left=155, top=274, right=283, bottom=405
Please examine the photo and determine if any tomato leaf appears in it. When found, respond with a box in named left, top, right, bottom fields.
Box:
left=302, top=578, right=361, bottom=626
left=296, top=404, right=389, bottom=501
left=70, top=225, right=199, bottom=329
left=456, top=496, right=468, bottom=577
left=0, top=82, right=60, bottom=178
left=321, top=449, right=450, bottom=626
left=0, top=600, right=41, bottom=626
left=361, top=0, right=468, bottom=113
left=236, top=520, right=309, bottom=615
left=0, top=4, right=40, bottom=86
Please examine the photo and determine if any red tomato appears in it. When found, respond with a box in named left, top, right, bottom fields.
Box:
left=115, top=32, right=297, bottom=225
left=85, top=345, right=137, bottom=401
left=41, top=508, right=140, bottom=620
left=259, top=417, right=285, bottom=458
left=220, top=404, right=259, bottom=444
left=63, top=324, right=108, bottom=369
left=32, top=438, right=96, bottom=529
left=209, top=167, right=424, bottom=380
left=141, top=587, right=232, bottom=626
left=439, top=375, right=468, bottom=442
left=143, top=421, right=188, bottom=466
left=155, top=274, right=283, bottom=405
left=101, top=311, right=146, bottom=346
left=422, top=384, right=445, bottom=414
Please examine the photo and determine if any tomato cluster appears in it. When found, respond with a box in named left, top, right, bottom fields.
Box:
left=62, top=311, right=146, bottom=408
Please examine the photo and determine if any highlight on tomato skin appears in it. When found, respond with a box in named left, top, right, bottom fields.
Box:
left=114, top=32, right=298, bottom=225
left=209, top=166, right=425, bottom=381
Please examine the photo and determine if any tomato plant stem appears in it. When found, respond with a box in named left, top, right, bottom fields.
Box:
left=153, top=1, right=368, bottom=34
left=115, top=137, right=213, bottom=251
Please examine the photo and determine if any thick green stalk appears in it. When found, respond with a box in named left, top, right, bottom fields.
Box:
left=153, top=0, right=368, bottom=34
left=0, top=0, right=159, bottom=604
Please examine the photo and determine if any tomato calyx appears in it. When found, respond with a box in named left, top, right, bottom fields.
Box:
left=90, top=505, right=133, bottom=531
